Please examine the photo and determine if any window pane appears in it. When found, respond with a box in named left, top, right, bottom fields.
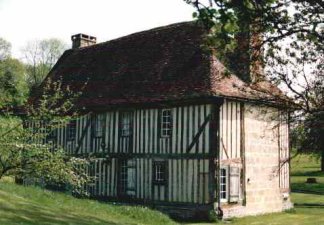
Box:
left=153, top=161, right=166, bottom=184
left=220, top=168, right=227, bottom=201
left=160, top=109, right=172, bottom=137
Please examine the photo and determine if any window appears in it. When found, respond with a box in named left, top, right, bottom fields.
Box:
left=67, top=120, right=76, bottom=141
left=220, top=166, right=241, bottom=203
left=120, top=112, right=132, bottom=137
left=160, top=109, right=172, bottom=137
left=119, top=160, right=128, bottom=194
left=118, top=159, right=136, bottom=196
left=47, top=129, right=57, bottom=140
left=153, top=161, right=167, bottom=184
left=92, top=115, right=104, bottom=138
left=220, top=167, right=228, bottom=202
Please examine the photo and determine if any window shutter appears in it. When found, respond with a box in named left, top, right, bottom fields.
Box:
left=229, top=166, right=240, bottom=203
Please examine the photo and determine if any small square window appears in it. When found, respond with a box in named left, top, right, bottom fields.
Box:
left=153, top=161, right=167, bottom=185
left=160, top=109, right=172, bottom=138
left=67, top=120, right=76, bottom=141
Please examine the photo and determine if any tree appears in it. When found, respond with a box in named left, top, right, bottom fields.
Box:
left=185, top=0, right=324, bottom=170
left=284, top=52, right=324, bottom=170
left=0, top=79, right=90, bottom=195
left=22, top=38, right=67, bottom=89
left=0, top=37, right=11, bottom=61
left=0, top=58, right=28, bottom=108
left=185, top=1, right=323, bottom=79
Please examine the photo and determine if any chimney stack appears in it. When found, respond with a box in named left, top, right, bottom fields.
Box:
left=71, top=34, right=97, bottom=49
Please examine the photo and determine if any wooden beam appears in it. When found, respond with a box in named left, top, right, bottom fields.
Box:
left=208, top=104, right=220, bottom=206
left=240, top=102, right=246, bottom=206
left=186, top=114, right=211, bottom=153
left=220, top=137, right=230, bottom=159
left=74, top=114, right=92, bottom=154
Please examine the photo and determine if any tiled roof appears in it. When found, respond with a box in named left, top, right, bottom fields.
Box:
left=35, top=21, right=289, bottom=110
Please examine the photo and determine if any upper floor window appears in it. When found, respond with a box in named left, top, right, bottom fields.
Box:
left=92, top=115, right=104, bottom=138
left=67, top=120, right=76, bottom=141
left=160, top=109, right=172, bottom=138
left=120, top=112, right=132, bottom=137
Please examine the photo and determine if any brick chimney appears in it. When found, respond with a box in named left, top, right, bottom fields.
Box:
left=71, top=34, right=97, bottom=49
left=227, top=18, right=265, bottom=83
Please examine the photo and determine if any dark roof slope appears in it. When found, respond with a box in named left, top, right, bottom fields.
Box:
left=39, top=21, right=289, bottom=110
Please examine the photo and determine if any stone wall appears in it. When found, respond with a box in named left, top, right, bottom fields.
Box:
left=222, top=103, right=292, bottom=219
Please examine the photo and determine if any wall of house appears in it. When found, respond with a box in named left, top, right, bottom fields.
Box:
left=219, top=100, right=242, bottom=161
left=31, top=99, right=291, bottom=219
left=221, top=102, right=292, bottom=218
left=44, top=103, right=215, bottom=206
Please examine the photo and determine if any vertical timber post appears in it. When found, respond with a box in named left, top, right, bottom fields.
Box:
left=240, top=102, right=246, bottom=206
left=209, top=100, right=222, bottom=217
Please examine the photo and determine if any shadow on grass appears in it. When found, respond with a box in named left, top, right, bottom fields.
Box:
left=291, top=170, right=324, bottom=177
left=291, top=182, right=324, bottom=195
left=294, top=204, right=324, bottom=208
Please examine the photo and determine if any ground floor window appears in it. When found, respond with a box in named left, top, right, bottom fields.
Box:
left=220, top=167, right=228, bottom=202
left=220, top=166, right=241, bottom=203
left=153, top=161, right=167, bottom=185
left=118, top=159, right=136, bottom=196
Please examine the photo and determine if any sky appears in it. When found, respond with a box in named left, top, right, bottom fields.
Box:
left=0, top=0, right=194, bottom=59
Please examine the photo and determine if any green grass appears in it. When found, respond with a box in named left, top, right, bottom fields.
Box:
left=291, top=154, right=324, bottom=194
left=0, top=180, right=175, bottom=225
left=1, top=153, right=324, bottom=225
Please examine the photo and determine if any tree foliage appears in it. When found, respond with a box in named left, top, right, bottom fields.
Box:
left=0, top=37, right=11, bottom=61
left=0, top=58, right=28, bottom=108
left=185, top=0, right=324, bottom=169
left=185, top=0, right=323, bottom=81
left=0, top=79, right=90, bottom=195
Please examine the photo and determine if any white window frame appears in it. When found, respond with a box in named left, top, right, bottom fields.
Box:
left=160, top=109, right=172, bottom=138
left=220, top=166, right=229, bottom=203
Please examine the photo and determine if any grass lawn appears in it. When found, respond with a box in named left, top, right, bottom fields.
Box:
left=0, top=154, right=323, bottom=225
left=0, top=180, right=175, bottom=225
left=290, top=154, right=324, bottom=194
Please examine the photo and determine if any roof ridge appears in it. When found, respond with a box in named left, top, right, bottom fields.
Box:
left=73, top=21, right=199, bottom=51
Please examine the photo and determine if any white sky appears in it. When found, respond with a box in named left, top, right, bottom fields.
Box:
left=0, top=0, right=194, bottom=59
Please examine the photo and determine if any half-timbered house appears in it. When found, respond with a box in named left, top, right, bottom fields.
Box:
left=31, top=22, right=292, bottom=219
